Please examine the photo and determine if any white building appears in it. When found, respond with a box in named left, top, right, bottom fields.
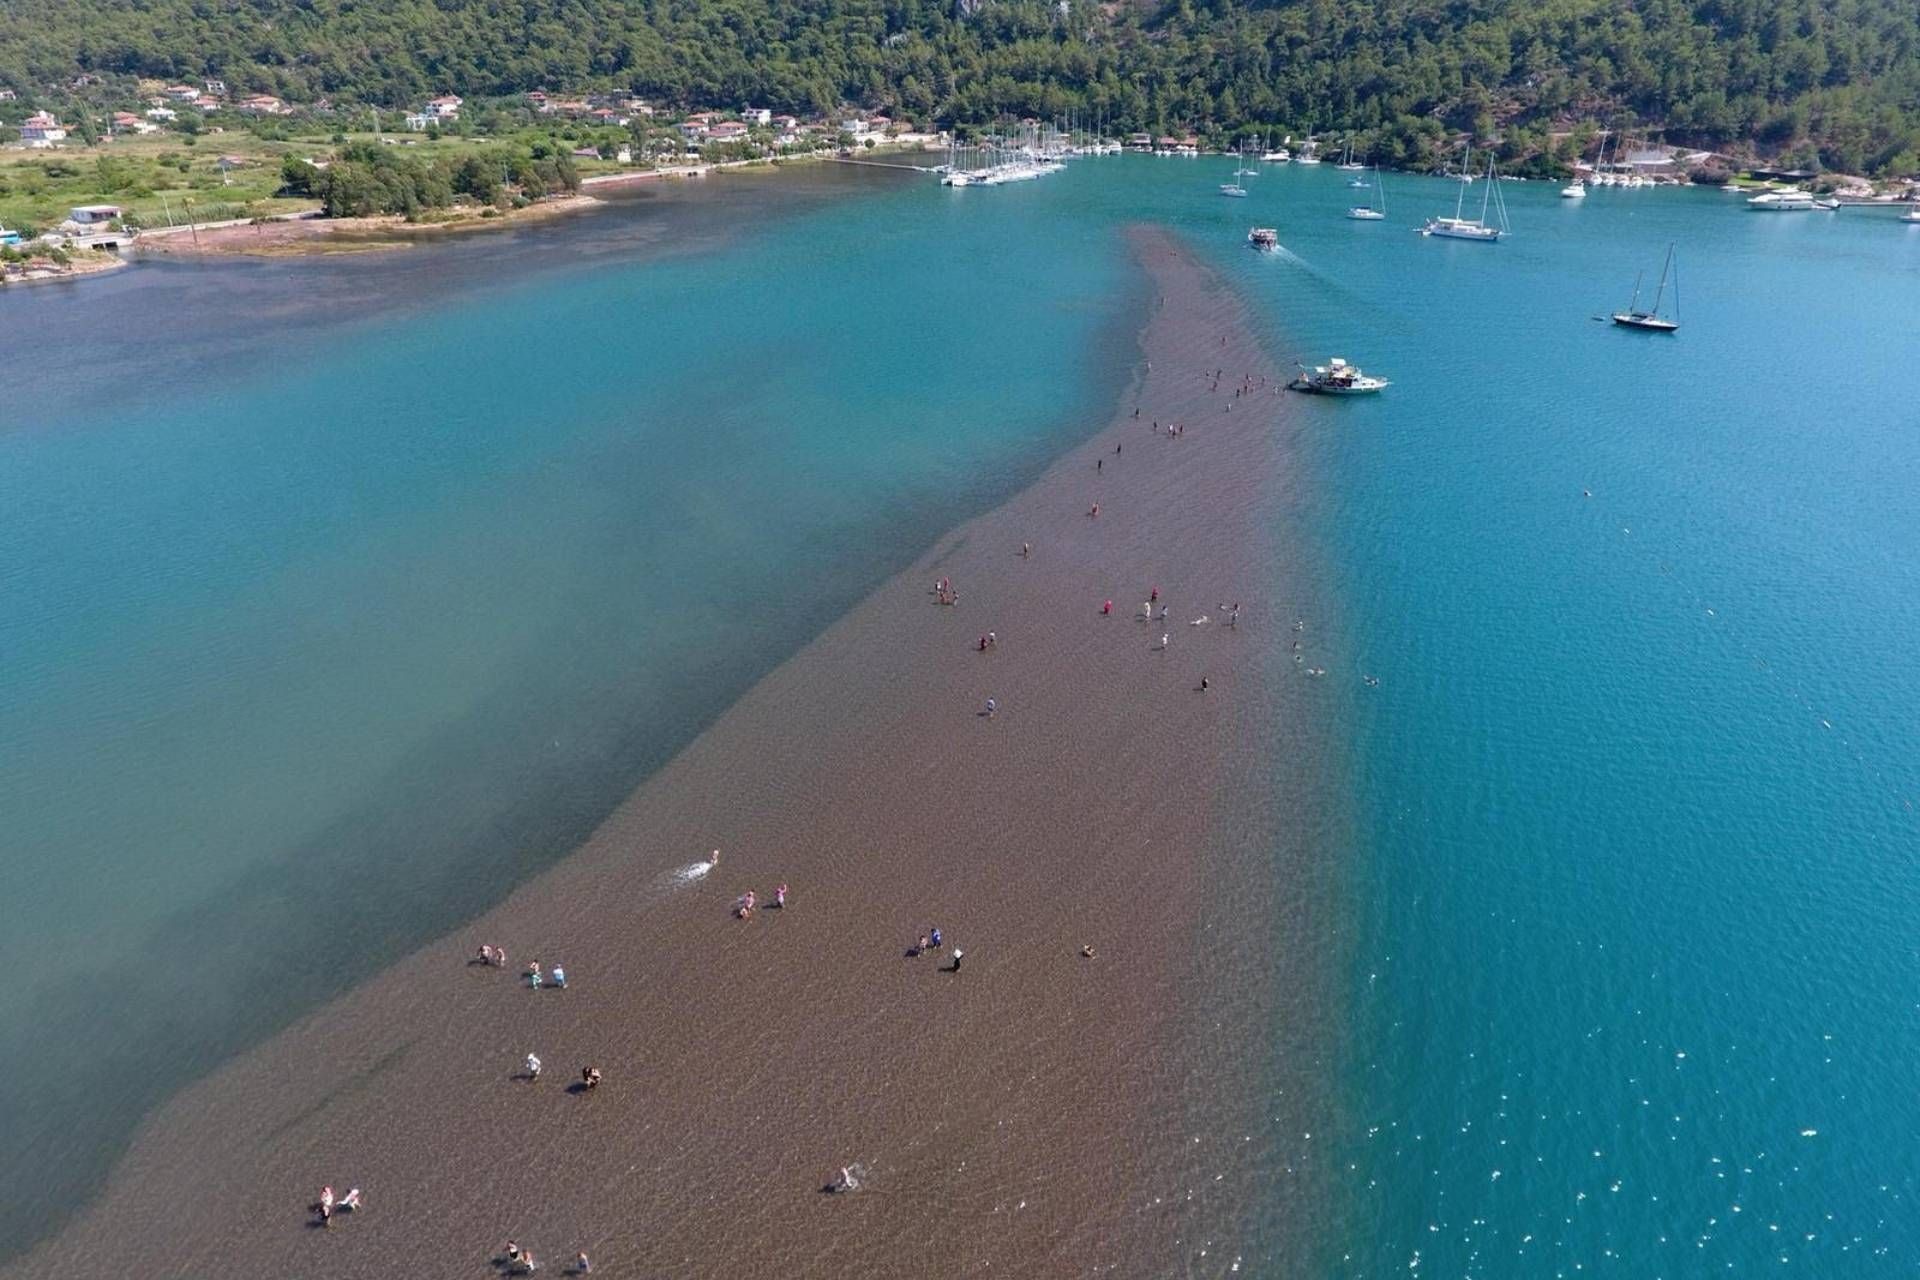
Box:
left=426, top=95, right=463, bottom=120
left=20, top=111, right=66, bottom=145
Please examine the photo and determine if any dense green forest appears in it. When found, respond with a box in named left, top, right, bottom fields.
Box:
left=3, top=0, right=1918, bottom=173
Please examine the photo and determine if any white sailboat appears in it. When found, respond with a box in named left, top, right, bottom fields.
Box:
left=1423, top=149, right=1509, bottom=241
left=1337, top=137, right=1365, bottom=171
left=1294, top=134, right=1322, bottom=164
left=1902, top=204, right=1920, bottom=223
left=1611, top=244, right=1680, bottom=332
left=1347, top=167, right=1387, bottom=220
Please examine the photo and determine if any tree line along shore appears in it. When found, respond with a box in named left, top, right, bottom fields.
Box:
left=3, top=0, right=1919, bottom=178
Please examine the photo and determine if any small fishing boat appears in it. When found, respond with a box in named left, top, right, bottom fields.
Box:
left=1248, top=227, right=1280, bottom=250
left=1288, top=358, right=1390, bottom=394
left=1611, top=244, right=1680, bottom=332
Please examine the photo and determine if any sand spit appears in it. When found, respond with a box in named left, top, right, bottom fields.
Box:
left=13, top=225, right=1328, bottom=1278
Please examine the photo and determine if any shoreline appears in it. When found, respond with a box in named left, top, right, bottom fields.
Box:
left=8, top=224, right=1324, bottom=1277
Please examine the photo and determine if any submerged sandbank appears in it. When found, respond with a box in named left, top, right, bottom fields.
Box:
left=11, top=225, right=1331, bottom=1277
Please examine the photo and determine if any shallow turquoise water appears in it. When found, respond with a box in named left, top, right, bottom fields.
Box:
left=0, top=167, right=1139, bottom=1250
left=1198, top=165, right=1920, bottom=1275
left=4, top=159, right=1917, bottom=1271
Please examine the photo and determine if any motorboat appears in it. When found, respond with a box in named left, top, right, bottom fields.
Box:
left=1561, top=179, right=1587, bottom=198
left=1746, top=190, right=1816, bottom=211
left=1248, top=227, right=1279, bottom=250
left=1288, top=358, right=1389, bottom=394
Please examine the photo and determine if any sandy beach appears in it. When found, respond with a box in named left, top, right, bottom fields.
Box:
left=10, top=224, right=1339, bottom=1278
left=131, top=195, right=602, bottom=258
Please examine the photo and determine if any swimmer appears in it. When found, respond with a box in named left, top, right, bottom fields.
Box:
left=525, top=1053, right=542, bottom=1080
left=1201, top=677, right=1210, bottom=691
left=339, top=1187, right=362, bottom=1212
left=1081, top=944, right=1097, bottom=959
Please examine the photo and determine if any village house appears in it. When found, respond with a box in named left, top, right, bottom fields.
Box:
left=19, top=111, right=67, bottom=145
left=866, top=116, right=894, bottom=135
left=744, top=107, right=772, bottom=126
left=404, top=112, right=431, bottom=131
left=193, top=95, right=222, bottom=112
left=111, top=111, right=157, bottom=134
left=0, top=89, right=17, bottom=102
left=204, top=79, right=227, bottom=96
left=772, top=114, right=799, bottom=132
left=238, top=94, right=288, bottom=115
left=706, top=120, right=750, bottom=142
left=426, top=95, right=463, bottom=120
left=840, top=117, right=871, bottom=138
left=164, top=84, right=200, bottom=101
left=65, top=204, right=122, bottom=227
left=145, top=106, right=177, bottom=122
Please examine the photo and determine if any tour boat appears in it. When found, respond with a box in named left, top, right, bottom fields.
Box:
left=1746, top=190, right=1816, bottom=211
left=1611, top=244, right=1680, bottom=332
left=1248, top=227, right=1280, bottom=250
left=1423, top=150, right=1509, bottom=241
left=1288, top=358, right=1390, bottom=395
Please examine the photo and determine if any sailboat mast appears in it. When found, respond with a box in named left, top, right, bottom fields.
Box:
left=1651, top=244, right=1673, bottom=315
left=1479, top=154, right=1493, bottom=222
left=1454, top=144, right=1469, bottom=219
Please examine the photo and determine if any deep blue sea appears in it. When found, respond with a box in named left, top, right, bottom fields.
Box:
left=3, top=158, right=1916, bottom=1271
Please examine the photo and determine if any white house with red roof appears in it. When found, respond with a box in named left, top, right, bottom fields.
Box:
left=20, top=111, right=67, bottom=145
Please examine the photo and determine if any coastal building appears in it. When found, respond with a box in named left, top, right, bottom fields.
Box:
left=707, top=120, right=749, bottom=142
left=0, top=88, right=16, bottom=101
left=164, top=84, right=200, bottom=101
left=145, top=106, right=177, bottom=122
left=19, top=112, right=66, bottom=145
left=744, top=107, right=772, bottom=126
left=66, top=205, right=122, bottom=226
left=404, top=112, right=431, bottom=131
left=426, top=95, right=463, bottom=120
left=193, top=95, right=221, bottom=112
left=204, top=79, right=227, bottom=95
left=238, top=94, right=288, bottom=115
left=111, top=111, right=158, bottom=134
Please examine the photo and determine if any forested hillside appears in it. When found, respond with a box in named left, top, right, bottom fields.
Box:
left=3, top=0, right=1918, bottom=172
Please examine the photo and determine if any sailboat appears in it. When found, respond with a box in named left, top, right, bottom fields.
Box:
left=1611, top=244, right=1680, bottom=332
left=1337, top=137, right=1365, bottom=171
left=1422, top=149, right=1509, bottom=241
left=1294, top=133, right=1322, bottom=164
left=1901, top=204, right=1920, bottom=223
left=1347, top=167, right=1387, bottom=220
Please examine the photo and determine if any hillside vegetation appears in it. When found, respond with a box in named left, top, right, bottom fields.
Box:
left=3, top=0, right=1917, bottom=173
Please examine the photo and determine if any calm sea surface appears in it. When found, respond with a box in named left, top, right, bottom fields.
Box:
left=3, top=158, right=1916, bottom=1271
